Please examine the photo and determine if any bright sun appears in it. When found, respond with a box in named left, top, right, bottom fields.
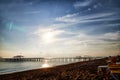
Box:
left=42, top=31, right=55, bottom=43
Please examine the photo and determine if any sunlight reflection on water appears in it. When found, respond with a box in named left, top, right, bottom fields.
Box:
left=41, top=59, right=51, bottom=68
left=42, top=63, right=50, bottom=68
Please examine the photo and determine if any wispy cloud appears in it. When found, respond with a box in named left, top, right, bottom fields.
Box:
left=55, top=12, right=117, bottom=23
left=55, top=13, right=79, bottom=23
left=42, top=30, right=119, bottom=57
left=58, top=31, right=120, bottom=46
left=24, top=11, right=41, bottom=14
left=74, top=0, right=92, bottom=8
left=79, top=12, right=117, bottom=20
left=99, top=31, right=120, bottom=41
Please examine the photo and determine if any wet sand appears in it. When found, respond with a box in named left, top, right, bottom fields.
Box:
left=0, top=58, right=108, bottom=80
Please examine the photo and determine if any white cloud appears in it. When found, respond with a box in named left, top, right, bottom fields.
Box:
left=74, top=0, right=92, bottom=8
left=100, top=31, right=120, bottom=41
left=58, top=31, right=120, bottom=47
left=55, top=13, right=79, bottom=23
left=55, top=12, right=116, bottom=23
left=54, top=31, right=120, bottom=57
left=79, top=12, right=116, bottom=20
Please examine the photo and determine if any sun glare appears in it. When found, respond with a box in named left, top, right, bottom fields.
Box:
left=42, top=63, right=50, bottom=68
left=42, top=31, right=55, bottom=43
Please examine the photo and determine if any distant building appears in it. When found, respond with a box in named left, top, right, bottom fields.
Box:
left=75, top=56, right=82, bottom=59
left=13, top=55, right=24, bottom=59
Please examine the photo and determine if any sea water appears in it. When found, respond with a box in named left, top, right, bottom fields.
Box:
left=0, top=61, right=76, bottom=75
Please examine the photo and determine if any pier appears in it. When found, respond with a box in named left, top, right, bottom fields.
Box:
left=0, top=55, right=102, bottom=62
left=0, top=55, right=44, bottom=62
left=0, top=58, right=44, bottom=62
left=50, top=56, right=101, bottom=63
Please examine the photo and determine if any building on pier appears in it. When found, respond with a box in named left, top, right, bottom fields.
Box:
left=13, top=55, right=24, bottom=59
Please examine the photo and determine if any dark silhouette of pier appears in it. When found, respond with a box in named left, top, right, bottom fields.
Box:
left=0, top=55, right=44, bottom=62
left=0, top=55, right=102, bottom=62
left=0, top=58, right=44, bottom=62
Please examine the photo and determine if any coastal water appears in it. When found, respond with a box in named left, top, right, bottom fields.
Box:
left=0, top=61, right=77, bottom=75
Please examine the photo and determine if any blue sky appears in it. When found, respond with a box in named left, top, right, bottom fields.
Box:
left=0, top=0, right=120, bottom=58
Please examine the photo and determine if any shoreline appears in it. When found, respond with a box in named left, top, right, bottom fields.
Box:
left=0, top=58, right=108, bottom=80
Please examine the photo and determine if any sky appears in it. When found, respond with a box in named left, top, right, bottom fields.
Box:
left=0, top=0, right=120, bottom=58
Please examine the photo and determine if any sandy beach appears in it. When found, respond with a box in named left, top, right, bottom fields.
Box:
left=0, top=58, right=112, bottom=80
